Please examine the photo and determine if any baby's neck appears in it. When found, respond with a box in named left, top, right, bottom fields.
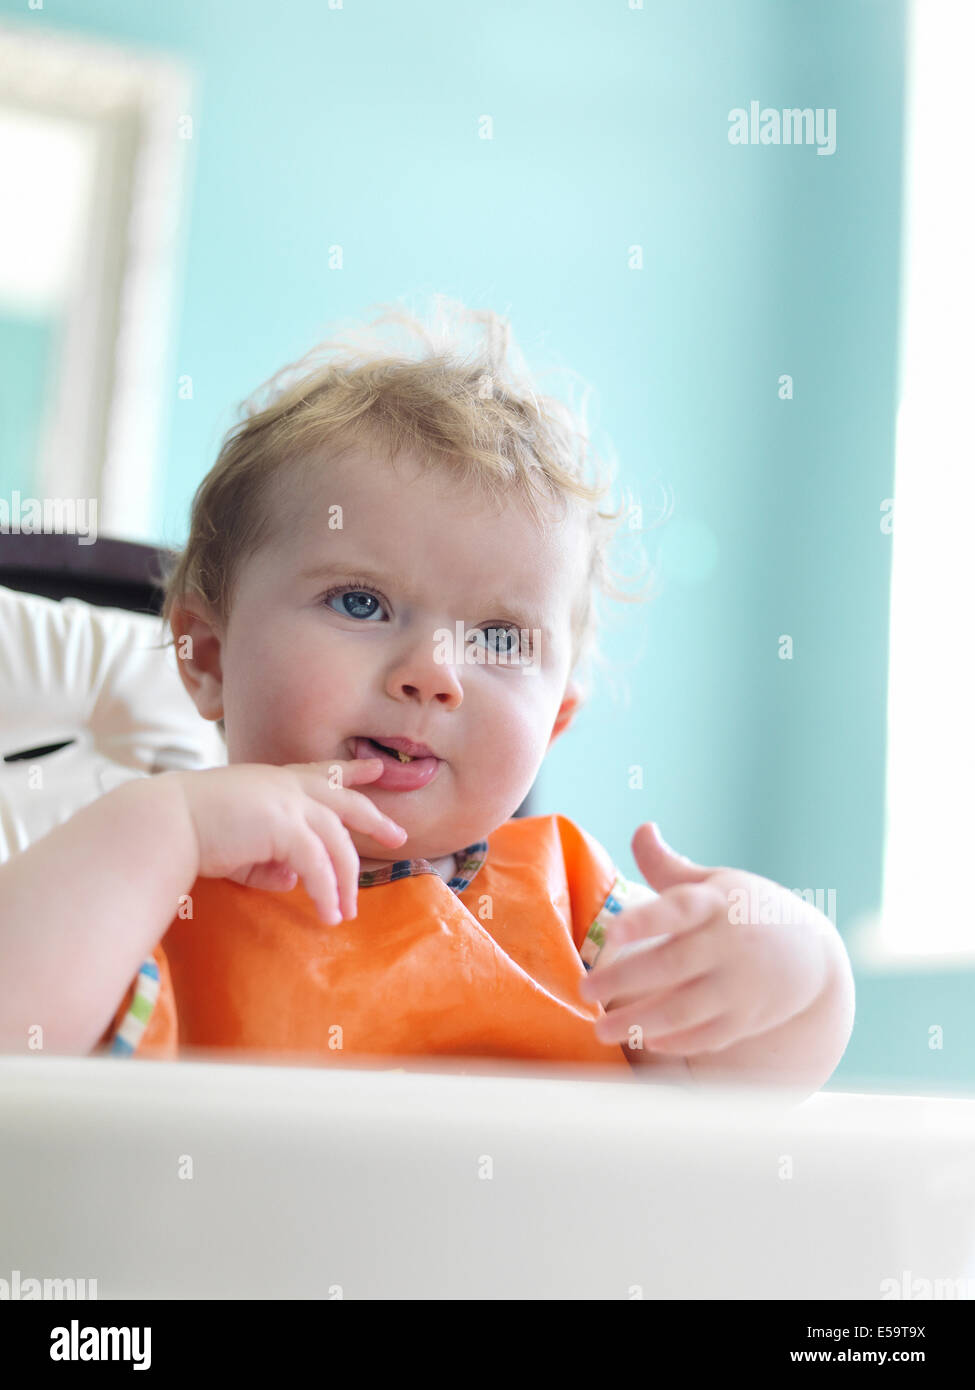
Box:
left=359, top=851, right=458, bottom=883
left=428, top=852, right=458, bottom=882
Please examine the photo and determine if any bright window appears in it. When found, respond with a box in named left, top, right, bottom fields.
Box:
left=850, top=0, right=975, bottom=968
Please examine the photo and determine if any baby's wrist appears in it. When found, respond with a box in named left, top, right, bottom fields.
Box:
left=124, top=770, right=202, bottom=887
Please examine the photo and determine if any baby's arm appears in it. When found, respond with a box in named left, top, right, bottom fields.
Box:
left=0, top=773, right=200, bottom=1056
left=0, top=758, right=407, bottom=1057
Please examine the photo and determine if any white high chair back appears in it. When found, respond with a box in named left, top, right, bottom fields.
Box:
left=0, top=582, right=226, bottom=864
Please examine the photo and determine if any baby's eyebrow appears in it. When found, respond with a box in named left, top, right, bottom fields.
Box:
left=453, top=585, right=550, bottom=633
left=300, top=560, right=552, bottom=633
left=299, top=561, right=382, bottom=584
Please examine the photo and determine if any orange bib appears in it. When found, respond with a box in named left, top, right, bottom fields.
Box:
left=98, top=814, right=635, bottom=1075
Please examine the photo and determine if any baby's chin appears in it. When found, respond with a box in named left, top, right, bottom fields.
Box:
left=349, top=780, right=525, bottom=861
left=350, top=818, right=488, bottom=866
left=353, top=834, right=454, bottom=866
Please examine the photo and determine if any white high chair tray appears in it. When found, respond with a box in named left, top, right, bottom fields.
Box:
left=1, top=1054, right=973, bottom=1300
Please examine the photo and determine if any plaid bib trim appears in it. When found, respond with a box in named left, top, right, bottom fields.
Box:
left=357, top=839, right=489, bottom=893
left=108, top=956, right=161, bottom=1057
left=581, top=871, right=655, bottom=970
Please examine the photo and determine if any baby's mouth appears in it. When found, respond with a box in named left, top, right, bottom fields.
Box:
left=350, top=736, right=443, bottom=791
left=352, top=735, right=441, bottom=764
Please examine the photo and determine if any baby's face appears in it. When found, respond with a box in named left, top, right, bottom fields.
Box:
left=204, top=445, right=586, bottom=866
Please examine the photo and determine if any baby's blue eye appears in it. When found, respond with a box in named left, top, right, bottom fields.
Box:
left=324, top=588, right=386, bottom=620
left=481, top=626, right=520, bottom=654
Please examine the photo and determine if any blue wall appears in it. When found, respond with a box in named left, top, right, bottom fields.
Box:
left=4, top=0, right=958, bottom=1094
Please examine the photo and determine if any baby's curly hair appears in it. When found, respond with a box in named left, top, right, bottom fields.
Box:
left=155, top=295, right=656, bottom=726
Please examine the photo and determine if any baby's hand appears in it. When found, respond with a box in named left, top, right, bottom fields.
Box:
left=164, top=759, right=406, bottom=925
left=580, top=823, right=832, bottom=1056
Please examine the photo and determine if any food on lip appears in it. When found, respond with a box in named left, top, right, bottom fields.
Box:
left=359, top=735, right=439, bottom=763
left=372, top=742, right=413, bottom=763
left=372, top=739, right=414, bottom=763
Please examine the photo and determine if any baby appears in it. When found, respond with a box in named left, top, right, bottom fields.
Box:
left=0, top=301, right=854, bottom=1095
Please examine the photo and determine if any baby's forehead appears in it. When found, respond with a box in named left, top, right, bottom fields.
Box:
left=284, top=447, right=589, bottom=601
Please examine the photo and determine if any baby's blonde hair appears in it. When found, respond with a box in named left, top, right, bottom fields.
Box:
left=157, top=296, right=655, bottom=710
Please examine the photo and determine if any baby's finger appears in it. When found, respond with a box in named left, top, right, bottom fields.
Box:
left=582, top=916, right=724, bottom=1007
left=595, top=973, right=726, bottom=1048
left=604, top=882, right=726, bottom=949
left=299, top=773, right=407, bottom=847
left=616, top=1011, right=741, bottom=1056
left=285, top=823, right=343, bottom=925
left=307, top=757, right=386, bottom=788
left=303, top=803, right=360, bottom=921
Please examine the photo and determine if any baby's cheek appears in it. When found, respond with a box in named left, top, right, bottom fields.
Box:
left=467, top=727, right=534, bottom=801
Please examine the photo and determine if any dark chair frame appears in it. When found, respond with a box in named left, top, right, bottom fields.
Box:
left=0, top=533, right=170, bottom=615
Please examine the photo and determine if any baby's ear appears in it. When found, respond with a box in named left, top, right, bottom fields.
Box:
left=169, top=598, right=225, bottom=723
left=548, top=677, right=585, bottom=749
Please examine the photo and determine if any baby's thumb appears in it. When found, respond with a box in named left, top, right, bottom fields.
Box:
left=632, top=822, right=714, bottom=891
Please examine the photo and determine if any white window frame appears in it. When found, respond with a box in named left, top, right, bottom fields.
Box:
left=0, top=21, right=193, bottom=542
left=848, top=0, right=975, bottom=970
